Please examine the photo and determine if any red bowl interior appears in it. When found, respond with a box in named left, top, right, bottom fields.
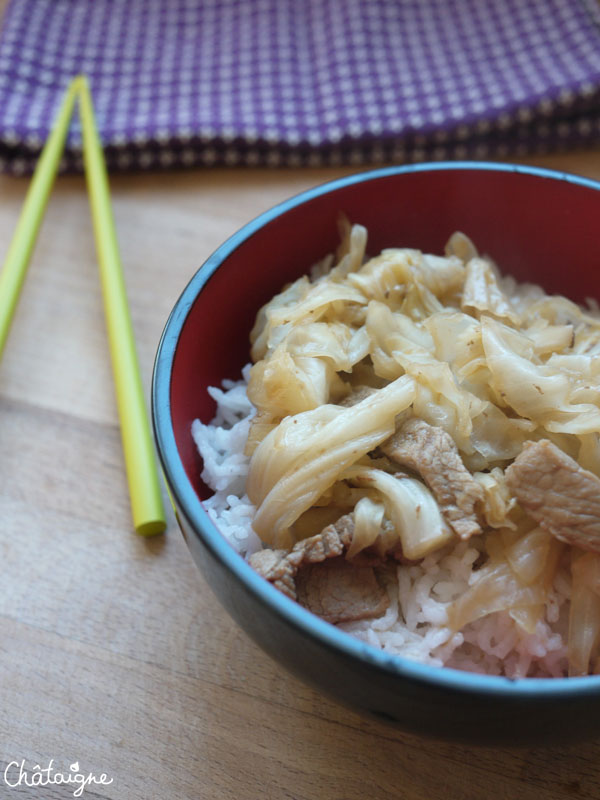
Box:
left=169, top=165, right=600, bottom=501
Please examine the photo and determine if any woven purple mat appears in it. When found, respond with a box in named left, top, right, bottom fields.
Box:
left=1, top=0, right=600, bottom=174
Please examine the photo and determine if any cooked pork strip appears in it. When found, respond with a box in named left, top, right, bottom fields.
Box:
left=383, top=418, right=483, bottom=539
left=249, top=514, right=390, bottom=622
left=295, top=557, right=389, bottom=624
left=505, top=439, right=600, bottom=553
left=249, top=514, right=355, bottom=600
left=248, top=547, right=299, bottom=599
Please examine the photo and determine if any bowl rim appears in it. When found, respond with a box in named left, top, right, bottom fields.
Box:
left=152, top=160, right=600, bottom=698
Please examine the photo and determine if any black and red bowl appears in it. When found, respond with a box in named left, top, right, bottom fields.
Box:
left=152, top=163, right=600, bottom=745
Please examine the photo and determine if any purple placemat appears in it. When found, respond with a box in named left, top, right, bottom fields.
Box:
left=1, top=0, right=600, bottom=174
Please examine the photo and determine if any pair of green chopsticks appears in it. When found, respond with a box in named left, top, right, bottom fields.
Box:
left=0, top=76, right=166, bottom=536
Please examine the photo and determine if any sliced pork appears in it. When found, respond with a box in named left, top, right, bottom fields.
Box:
left=249, top=514, right=389, bottom=623
left=506, top=439, right=600, bottom=553
left=295, top=557, right=389, bottom=624
left=383, top=417, right=483, bottom=539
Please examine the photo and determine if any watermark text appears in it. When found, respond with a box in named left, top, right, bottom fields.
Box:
left=4, top=759, right=113, bottom=797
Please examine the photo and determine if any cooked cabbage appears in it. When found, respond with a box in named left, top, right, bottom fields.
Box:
left=342, top=465, right=453, bottom=560
left=242, top=222, right=600, bottom=675
left=247, top=375, right=416, bottom=547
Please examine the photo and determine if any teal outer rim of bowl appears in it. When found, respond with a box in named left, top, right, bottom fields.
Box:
left=152, top=161, right=600, bottom=700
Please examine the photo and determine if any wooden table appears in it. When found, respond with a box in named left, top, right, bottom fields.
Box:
left=1, top=151, right=600, bottom=800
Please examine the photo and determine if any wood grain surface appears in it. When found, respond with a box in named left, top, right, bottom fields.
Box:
left=1, top=131, right=600, bottom=800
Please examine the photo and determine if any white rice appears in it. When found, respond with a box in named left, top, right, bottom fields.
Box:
left=191, top=366, right=262, bottom=557
left=193, top=369, right=570, bottom=678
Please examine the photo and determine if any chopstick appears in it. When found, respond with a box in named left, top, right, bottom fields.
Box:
left=78, top=76, right=166, bottom=536
left=0, top=78, right=79, bottom=358
left=0, top=76, right=166, bottom=535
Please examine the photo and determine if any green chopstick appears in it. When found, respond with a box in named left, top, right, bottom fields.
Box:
left=0, top=75, right=166, bottom=536
left=0, top=78, right=80, bottom=358
left=78, top=76, right=166, bottom=536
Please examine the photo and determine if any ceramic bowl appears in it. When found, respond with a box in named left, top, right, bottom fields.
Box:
left=152, top=163, right=600, bottom=745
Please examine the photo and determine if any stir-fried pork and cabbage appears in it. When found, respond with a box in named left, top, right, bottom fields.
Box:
left=236, top=221, right=600, bottom=676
